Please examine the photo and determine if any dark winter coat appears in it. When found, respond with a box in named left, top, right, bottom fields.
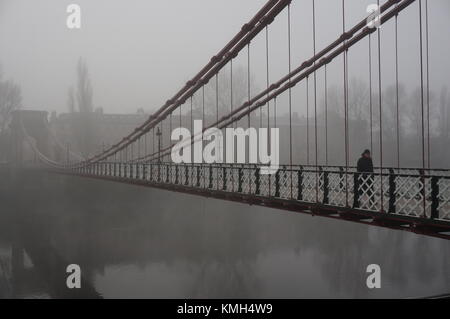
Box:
left=357, top=156, right=374, bottom=173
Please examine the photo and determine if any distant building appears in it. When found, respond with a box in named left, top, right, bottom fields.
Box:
left=49, top=111, right=150, bottom=156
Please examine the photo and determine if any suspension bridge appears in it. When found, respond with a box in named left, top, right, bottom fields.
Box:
left=6, top=0, right=450, bottom=240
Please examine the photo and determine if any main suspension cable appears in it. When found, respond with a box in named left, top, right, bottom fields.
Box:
left=287, top=4, right=293, bottom=197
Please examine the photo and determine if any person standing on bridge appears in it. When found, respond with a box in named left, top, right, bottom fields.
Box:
left=357, top=149, right=374, bottom=173
left=356, top=149, right=375, bottom=208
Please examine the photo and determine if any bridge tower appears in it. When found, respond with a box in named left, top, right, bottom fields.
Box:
left=9, top=110, right=50, bottom=166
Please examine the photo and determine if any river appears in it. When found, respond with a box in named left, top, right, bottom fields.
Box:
left=0, top=170, right=449, bottom=298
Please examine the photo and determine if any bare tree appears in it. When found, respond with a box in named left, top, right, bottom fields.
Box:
left=67, top=58, right=97, bottom=157
left=192, top=66, right=250, bottom=120
left=67, top=86, right=75, bottom=114
left=438, top=87, right=449, bottom=139
left=0, top=69, right=22, bottom=133
left=76, top=57, right=93, bottom=114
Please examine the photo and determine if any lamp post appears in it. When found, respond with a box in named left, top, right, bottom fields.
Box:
left=156, top=127, right=162, bottom=163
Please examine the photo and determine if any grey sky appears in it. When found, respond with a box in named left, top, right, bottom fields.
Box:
left=0, top=0, right=449, bottom=115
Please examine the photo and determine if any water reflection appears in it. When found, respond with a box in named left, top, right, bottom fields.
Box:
left=0, top=170, right=449, bottom=298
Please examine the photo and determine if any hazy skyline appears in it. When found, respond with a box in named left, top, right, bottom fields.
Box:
left=1, top=1, right=450, bottom=301
left=0, top=0, right=449, bottom=116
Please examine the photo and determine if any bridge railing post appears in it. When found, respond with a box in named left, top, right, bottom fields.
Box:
left=420, top=169, right=426, bottom=218
left=275, top=168, right=280, bottom=198
left=208, top=165, right=213, bottom=189
left=388, top=169, right=396, bottom=214
left=353, top=172, right=360, bottom=209
left=297, top=166, right=303, bottom=201
left=182, top=164, right=187, bottom=186
left=166, top=164, right=169, bottom=183
left=223, top=166, right=227, bottom=191
left=196, top=166, right=200, bottom=187
left=158, top=163, right=161, bottom=182
left=431, top=176, right=440, bottom=219
left=238, top=166, right=243, bottom=193
left=255, top=167, right=261, bottom=195
left=323, top=168, right=329, bottom=205
left=142, top=163, right=146, bottom=180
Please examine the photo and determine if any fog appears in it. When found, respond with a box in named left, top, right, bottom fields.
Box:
left=1, top=170, right=449, bottom=298
left=0, top=0, right=268, bottom=113
left=1, top=0, right=450, bottom=300
left=0, top=0, right=449, bottom=115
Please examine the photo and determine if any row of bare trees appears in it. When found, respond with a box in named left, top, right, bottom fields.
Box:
left=60, top=57, right=449, bottom=169
left=0, top=65, right=22, bottom=162
left=65, top=58, right=97, bottom=158
left=193, top=72, right=449, bottom=168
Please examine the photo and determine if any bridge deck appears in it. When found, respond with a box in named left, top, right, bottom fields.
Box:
left=53, top=163, right=450, bottom=240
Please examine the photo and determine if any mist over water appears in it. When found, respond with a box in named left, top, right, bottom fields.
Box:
left=0, top=0, right=450, bottom=300
left=1, top=170, right=449, bottom=299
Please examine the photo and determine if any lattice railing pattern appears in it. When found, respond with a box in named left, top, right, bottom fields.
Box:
left=77, top=163, right=450, bottom=222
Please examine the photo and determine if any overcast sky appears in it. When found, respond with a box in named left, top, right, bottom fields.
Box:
left=0, top=0, right=449, bottom=115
